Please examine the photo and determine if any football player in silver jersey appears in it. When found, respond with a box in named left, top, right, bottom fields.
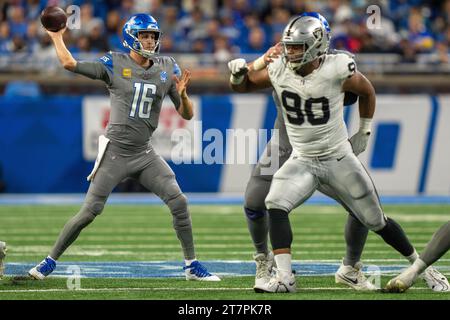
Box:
left=229, top=13, right=449, bottom=293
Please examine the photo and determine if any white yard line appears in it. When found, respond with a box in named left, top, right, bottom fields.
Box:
left=5, top=250, right=418, bottom=256
left=0, top=287, right=436, bottom=293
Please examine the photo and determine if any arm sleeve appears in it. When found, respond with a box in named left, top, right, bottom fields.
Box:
left=168, top=57, right=182, bottom=109
left=73, top=52, right=113, bottom=85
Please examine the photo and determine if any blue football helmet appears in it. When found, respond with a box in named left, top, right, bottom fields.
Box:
left=122, top=14, right=161, bottom=58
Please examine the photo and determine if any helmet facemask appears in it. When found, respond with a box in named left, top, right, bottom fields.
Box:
left=282, top=42, right=311, bottom=71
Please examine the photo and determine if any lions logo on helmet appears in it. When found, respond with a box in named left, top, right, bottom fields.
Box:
left=122, top=14, right=162, bottom=58
left=281, top=13, right=330, bottom=71
left=299, top=12, right=331, bottom=34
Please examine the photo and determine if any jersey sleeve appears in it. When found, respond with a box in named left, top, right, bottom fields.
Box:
left=168, top=57, right=182, bottom=109
left=73, top=51, right=113, bottom=85
left=267, top=57, right=284, bottom=85
left=334, top=53, right=357, bottom=80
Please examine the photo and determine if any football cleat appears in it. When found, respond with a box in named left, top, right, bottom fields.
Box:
left=0, top=241, right=6, bottom=279
left=254, top=269, right=296, bottom=293
left=28, top=256, right=56, bottom=280
left=335, top=261, right=378, bottom=291
left=254, top=251, right=274, bottom=288
left=421, top=266, right=450, bottom=292
left=184, top=261, right=221, bottom=281
left=384, top=266, right=419, bottom=293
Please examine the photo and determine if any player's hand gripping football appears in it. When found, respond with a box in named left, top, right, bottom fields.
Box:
left=45, top=26, right=67, bottom=39
left=349, top=130, right=371, bottom=156
left=173, top=69, right=191, bottom=98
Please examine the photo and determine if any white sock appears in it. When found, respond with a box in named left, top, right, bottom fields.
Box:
left=47, top=256, right=56, bottom=262
left=410, top=258, right=428, bottom=275
left=405, top=250, right=419, bottom=263
left=185, top=259, right=196, bottom=267
left=274, top=253, right=292, bottom=277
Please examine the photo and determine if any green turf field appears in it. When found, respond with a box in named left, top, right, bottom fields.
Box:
left=0, top=204, right=449, bottom=299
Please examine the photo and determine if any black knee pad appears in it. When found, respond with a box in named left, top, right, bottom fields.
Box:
left=268, top=209, right=292, bottom=250
left=244, top=207, right=266, bottom=220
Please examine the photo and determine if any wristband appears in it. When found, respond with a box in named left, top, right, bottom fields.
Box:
left=359, top=117, right=372, bottom=133
left=252, top=55, right=266, bottom=71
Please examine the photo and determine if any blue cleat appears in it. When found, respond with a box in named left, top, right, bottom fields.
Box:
left=183, top=261, right=221, bottom=281
left=29, top=256, right=56, bottom=280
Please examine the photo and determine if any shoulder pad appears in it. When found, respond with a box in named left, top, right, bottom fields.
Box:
left=329, top=49, right=355, bottom=59
left=333, top=53, right=356, bottom=80
left=98, top=52, right=113, bottom=73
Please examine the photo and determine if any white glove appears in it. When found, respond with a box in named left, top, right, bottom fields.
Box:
left=228, top=58, right=248, bottom=84
left=349, top=131, right=371, bottom=156
left=349, top=118, right=372, bottom=156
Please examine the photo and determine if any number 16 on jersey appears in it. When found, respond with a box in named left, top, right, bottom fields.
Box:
left=130, top=83, right=156, bottom=119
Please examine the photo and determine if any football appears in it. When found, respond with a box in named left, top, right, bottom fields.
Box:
left=40, top=6, right=67, bottom=32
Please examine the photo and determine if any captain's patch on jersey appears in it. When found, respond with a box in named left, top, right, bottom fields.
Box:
left=122, top=68, right=132, bottom=78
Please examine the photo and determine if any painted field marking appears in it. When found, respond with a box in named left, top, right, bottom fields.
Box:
left=0, top=287, right=439, bottom=294
left=4, top=261, right=450, bottom=279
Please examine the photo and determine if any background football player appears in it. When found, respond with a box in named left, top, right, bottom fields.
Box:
left=385, top=221, right=450, bottom=292
left=0, top=241, right=5, bottom=279
left=26, top=14, right=219, bottom=282
left=228, top=13, right=449, bottom=293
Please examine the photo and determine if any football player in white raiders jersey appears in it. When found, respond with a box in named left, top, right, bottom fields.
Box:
left=228, top=13, right=449, bottom=293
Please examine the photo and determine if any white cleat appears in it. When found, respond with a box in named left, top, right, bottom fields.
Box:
left=253, top=252, right=274, bottom=288
left=385, top=266, right=418, bottom=293
left=254, top=269, right=296, bottom=293
left=335, top=261, right=378, bottom=291
left=421, top=266, right=450, bottom=292
left=0, top=242, right=6, bottom=279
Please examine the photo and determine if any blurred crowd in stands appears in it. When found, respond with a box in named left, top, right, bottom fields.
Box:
left=0, top=0, right=449, bottom=66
